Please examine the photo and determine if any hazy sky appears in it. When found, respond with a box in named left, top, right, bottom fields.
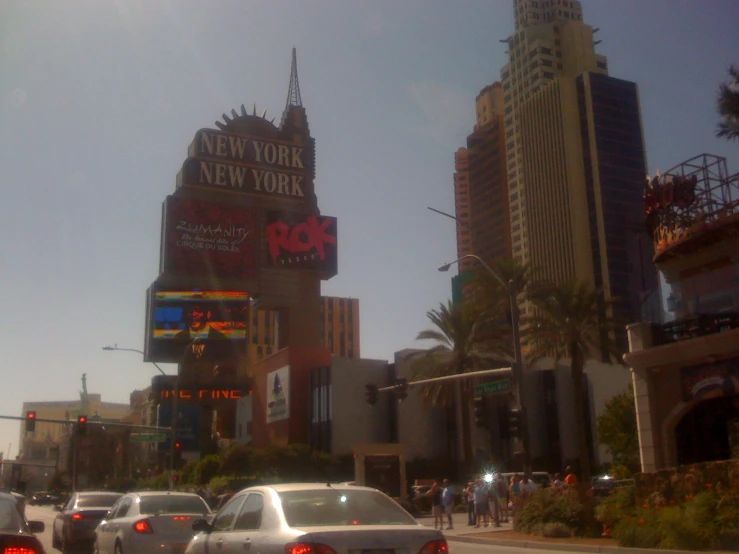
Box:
left=1, top=0, right=737, bottom=459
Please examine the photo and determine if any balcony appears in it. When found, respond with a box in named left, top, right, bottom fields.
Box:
left=653, top=312, right=739, bottom=347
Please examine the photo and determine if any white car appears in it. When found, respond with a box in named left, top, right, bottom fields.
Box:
left=94, top=491, right=211, bottom=554
left=185, top=483, right=448, bottom=554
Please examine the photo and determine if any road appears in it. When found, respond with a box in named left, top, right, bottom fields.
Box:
left=25, top=504, right=584, bottom=554
left=26, top=504, right=57, bottom=553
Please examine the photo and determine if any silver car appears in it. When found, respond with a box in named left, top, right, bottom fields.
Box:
left=94, top=491, right=211, bottom=554
left=185, top=483, right=448, bottom=554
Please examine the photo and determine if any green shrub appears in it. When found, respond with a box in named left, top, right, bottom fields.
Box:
left=541, top=522, right=571, bottom=538
left=595, top=485, right=635, bottom=529
left=612, top=510, right=661, bottom=549
left=514, top=488, right=584, bottom=536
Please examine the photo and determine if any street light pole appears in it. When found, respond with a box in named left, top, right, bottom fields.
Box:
left=439, top=254, right=532, bottom=475
left=102, top=345, right=168, bottom=376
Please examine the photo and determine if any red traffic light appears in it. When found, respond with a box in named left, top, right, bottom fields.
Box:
left=174, top=441, right=181, bottom=450
left=26, top=411, right=36, bottom=420
left=78, top=415, right=87, bottom=424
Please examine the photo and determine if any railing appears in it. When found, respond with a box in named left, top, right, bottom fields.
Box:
left=653, top=312, right=739, bottom=346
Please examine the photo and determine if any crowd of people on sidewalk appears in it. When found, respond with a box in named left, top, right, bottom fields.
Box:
left=424, top=466, right=581, bottom=530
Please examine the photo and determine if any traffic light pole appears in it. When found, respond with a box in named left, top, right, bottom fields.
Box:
left=509, top=280, right=532, bottom=476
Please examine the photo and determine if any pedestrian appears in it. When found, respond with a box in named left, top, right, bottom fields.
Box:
left=464, top=482, right=476, bottom=526
left=473, top=479, right=490, bottom=528
left=494, top=474, right=509, bottom=523
left=487, top=479, right=501, bottom=527
left=441, top=479, right=455, bottom=530
left=520, top=474, right=537, bottom=505
left=553, top=473, right=565, bottom=488
left=509, top=474, right=522, bottom=516
left=428, top=480, right=443, bottom=530
left=564, top=466, right=579, bottom=488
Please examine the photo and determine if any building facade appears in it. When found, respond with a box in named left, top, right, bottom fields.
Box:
left=625, top=154, right=739, bottom=471
left=17, top=393, right=130, bottom=492
left=454, top=83, right=511, bottom=276
left=249, top=296, right=360, bottom=363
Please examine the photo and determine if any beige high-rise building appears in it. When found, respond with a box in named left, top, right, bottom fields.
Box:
left=503, top=0, right=607, bottom=271
left=500, top=0, right=656, bottom=344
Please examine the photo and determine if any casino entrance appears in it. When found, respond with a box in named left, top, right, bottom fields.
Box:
left=675, top=394, right=739, bottom=465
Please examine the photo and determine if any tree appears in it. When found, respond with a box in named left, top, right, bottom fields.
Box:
left=524, top=280, right=621, bottom=484
left=717, top=65, right=739, bottom=142
left=596, top=386, right=639, bottom=472
left=411, top=300, right=508, bottom=468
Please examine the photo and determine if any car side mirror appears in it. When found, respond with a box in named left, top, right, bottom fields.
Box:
left=29, top=521, right=45, bottom=534
left=53, top=506, right=63, bottom=512
left=192, top=518, right=212, bottom=533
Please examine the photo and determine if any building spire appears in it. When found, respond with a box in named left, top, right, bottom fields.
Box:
left=285, top=47, right=302, bottom=110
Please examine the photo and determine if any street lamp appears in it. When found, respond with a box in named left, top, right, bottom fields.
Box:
left=439, top=254, right=532, bottom=474
left=102, top=345, right=168, bottom=376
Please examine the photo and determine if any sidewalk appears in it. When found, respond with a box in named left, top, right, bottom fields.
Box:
left=415, top=512, right=724, bottom=554
left=416, top=511, right=513, bottom=538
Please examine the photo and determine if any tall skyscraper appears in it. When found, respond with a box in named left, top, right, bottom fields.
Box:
left=500, top=0, right=656, bottom=345
left=454, top=83, right=512, bottom=277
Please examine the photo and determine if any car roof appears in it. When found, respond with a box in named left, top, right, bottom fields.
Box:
left=76, top=491, right=122, bottom=496
left=254, top=483, right=378, bottom=493
left=129, top=491, right=204, bottom=498
left=0, top=492, right=18, bottom=502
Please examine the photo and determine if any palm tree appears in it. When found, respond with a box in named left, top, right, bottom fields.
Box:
left=411, top=300, right=509, bottom=468
left=717, top=65, right=739, bottom=142
left=524, top=280, right=620, bottom=484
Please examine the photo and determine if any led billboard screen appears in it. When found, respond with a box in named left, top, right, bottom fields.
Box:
left=145, top=290, right=249, bottom=362
left=266, top=212, right=337, bottom=273
left=160, top=196, right=257, bottom=279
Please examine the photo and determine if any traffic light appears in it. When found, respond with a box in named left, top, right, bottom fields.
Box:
left=77, top=415, right=88, bottom=436
left=25, top=411, right=37, bottom=433
left=174, top=441, right=182, bottom=451
left=394, top=378, right=409, bottom=401
left=364, top=383, right=379, bottom=406
left=508, top=407, right=524, bottom=439
left=474, top=396, right=489, bottom=428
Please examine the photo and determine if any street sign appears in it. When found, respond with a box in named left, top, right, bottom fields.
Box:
left=130, top=433, right=167, bottom=443
left=474, top=379, right=511, bottom=397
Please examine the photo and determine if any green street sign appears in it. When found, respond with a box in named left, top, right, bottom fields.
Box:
left=474, top=379, right=511, bottom=397
left=130, top=433, right=167, bottom=443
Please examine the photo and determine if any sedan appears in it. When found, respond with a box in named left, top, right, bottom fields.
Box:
left=0, top=491, right=46, bottom=553
left=185, top=483, right=448, bottom=554
left=94, top=491, right=211, bottom=554
left=53, top=491, right=123, bottom=553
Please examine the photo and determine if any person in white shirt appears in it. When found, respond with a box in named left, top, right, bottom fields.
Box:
left=520, top=474, right=538, bottom=504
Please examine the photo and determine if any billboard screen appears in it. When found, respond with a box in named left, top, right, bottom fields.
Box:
left=145, top=290, right=250, bottom=362
left=266, top=212, right=337, bottom=273
left=266, top=365, right=290, bottom=423
left=160, top=196, right=257, bottom=279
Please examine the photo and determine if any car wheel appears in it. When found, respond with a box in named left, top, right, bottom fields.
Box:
left=52, top=531, right=60, bottom=549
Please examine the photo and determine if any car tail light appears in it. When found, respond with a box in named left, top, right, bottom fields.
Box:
left=418, top=539, right=448, bottom=554
left=71, top=513, right=83, bottom=520
left=3, top=548, right=40, bottom=554
left=285, top=543, right=338, bottom=554
left=133, top=519, right=153, bottom=534
left=172, top=516, right=191, bottom=521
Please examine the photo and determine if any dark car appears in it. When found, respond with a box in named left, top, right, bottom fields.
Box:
left=52, top=491, right=123, bottom=553
left=30, top=491, right=61, bottom=506
left=0, top=491, right=46, bottom=553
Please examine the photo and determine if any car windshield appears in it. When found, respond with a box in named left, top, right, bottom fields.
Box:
left=76, top=494, right=122, bottom=508
left=0, top=498, right=23, bottom=532
left=139, top=495, right=210, bottom=515
left=278, top=489, right=416, bottom=527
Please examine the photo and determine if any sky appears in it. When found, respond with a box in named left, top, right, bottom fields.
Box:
left=1, top=0, right=737, bottom=459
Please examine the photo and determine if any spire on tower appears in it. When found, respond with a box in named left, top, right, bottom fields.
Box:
left=285, top=47, right=302, bottom=110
